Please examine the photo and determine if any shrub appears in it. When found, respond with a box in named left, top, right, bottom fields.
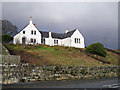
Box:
left=2, top=34, right=12, bottom=43
left=85, top=42, right=106, bottom=57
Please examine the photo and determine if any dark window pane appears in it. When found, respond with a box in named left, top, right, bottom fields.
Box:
left=34, top=39, right=36, bottom=43
left=23, top=31, right=25, bottom=34
left=43, top=38, right=45, bottom=44
left=31, top=38, right=33, bottom=43
left=75, top=38, right=76, bottom=43
left=79, top=39, right=80, bottom=43
left=54, top=40, right=58, bottom=44
left=77, top=38, right=78, bottom=43
left=31, top=30, right=33, bottom=35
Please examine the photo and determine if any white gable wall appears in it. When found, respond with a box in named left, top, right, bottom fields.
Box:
left=71, top=29, right=85, bottom=48
left=14, top=23, right=41, bottom=44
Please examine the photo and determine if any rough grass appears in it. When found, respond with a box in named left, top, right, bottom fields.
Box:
left=5, top=44, right=119, bottom=67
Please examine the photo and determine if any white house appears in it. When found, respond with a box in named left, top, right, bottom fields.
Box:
left=13, top=17, right=85, bottom=48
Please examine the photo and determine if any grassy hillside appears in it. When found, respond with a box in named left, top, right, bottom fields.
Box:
left=5, top=44, right=119, bottom=67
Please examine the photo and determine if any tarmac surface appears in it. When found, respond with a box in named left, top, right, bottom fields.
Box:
left=2, top=77, right=119, bottom=89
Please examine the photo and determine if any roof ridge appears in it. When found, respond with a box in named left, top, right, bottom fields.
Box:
left=39, top=29, right=76, bottom=34
left=39, top=29, right=76, bottom=39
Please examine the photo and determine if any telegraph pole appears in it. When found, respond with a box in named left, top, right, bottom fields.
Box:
left=104, top=36, right=107, bottom=48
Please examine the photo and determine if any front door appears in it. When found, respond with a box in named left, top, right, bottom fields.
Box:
left=22, top=37, right=26, bottom=44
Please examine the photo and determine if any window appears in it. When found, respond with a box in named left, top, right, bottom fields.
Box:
left=34, top=31, right=36, bottom=35
left=75, top=38, right=80, bottom=44
left=31, top=30, right=33, bottom=35
left=41, top=38, right=45, bottom=44
left=54, top=40, right=58, bottom=44
left=23, top=31, right=25, bottom=34
left=31, top=38, right=33, bottom=43
left=77, top=38, right=78, bottom=43
left=43, top=38, right=45, bottom=44
left=75, top=38, right=76, bottom=43
left=79, top=39, right=80, bottom=43
left=34, top=39, right=36, bottom=43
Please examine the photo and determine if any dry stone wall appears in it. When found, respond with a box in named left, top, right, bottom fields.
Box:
left=2, top=63, right=118, bottom=84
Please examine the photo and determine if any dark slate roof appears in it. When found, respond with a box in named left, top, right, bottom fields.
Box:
left=14, top=23, right=29, bottom=36
left=39, top=31, right=49, bottom=38
left=39, top=29, right=76, bottom=39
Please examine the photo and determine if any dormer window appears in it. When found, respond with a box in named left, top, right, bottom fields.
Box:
left=34, top=31, right=36, bottom=35
left=31, top=30, right=33, bottom=35
left=23, top=31, right=25, bottom=34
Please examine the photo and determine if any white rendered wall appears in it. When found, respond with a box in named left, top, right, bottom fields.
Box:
left=14, top=23, right=41, bottom=44
left=71, top=29, right=85, bottom=48
left=45, top=38, right=61, bottom=46
left=61, top=38, right=71, bottom=47
left=44, top=29, right=85, bottom=48
left=13, top=33, right=21, bottom=44
left=53, top=38, right=61, bottom=46
left=45, top=37, right=53, bottom=46
left=13, top=19, right=85, bottom=48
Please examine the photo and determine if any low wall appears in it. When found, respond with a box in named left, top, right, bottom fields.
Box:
left=0, top=55, right=20, bottom=64
left=2, top=63, right=118, bottom=84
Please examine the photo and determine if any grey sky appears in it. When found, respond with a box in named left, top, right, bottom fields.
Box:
left=2, top=2, right=118, bottom=49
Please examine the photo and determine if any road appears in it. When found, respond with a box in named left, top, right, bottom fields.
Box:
left=2, top=77, right=119, bottom=89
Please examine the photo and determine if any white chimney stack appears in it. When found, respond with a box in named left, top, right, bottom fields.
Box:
left=29, top=17, right=32, bottom=24
left=49, top=29, right=52, bottom=38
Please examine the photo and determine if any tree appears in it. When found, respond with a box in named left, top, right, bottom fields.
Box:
left=85, top=42, right=106, bottom=57
left=2, top=20, right=18, bottom=35
left=2, top=34, right=12, bottom=43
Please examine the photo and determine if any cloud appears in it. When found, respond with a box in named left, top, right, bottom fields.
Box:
left=2, top=2, right=118, bottom=49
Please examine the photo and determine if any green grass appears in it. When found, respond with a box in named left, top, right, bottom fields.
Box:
left=5, top=44, right=119, bottom=66
left=104, top=51, right=118, bottom=65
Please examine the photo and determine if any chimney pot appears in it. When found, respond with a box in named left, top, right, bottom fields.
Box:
left=66, top=29, right=69, bottom=33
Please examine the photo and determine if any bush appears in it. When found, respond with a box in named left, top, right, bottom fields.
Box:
left=2, top=34, right=12, bottom=43
left=85, top=42, right=106, bottom=57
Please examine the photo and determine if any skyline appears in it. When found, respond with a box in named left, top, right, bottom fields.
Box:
left=2, top=2, right=118, bottom=49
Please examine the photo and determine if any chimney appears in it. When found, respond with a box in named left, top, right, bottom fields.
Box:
left=29, top=17, right=32, bottom=24
left=49, top=29, right=52, bottom=38
left=65, top=29, right=69, bottom=33
left=34, top=24, right=35, bottom=27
